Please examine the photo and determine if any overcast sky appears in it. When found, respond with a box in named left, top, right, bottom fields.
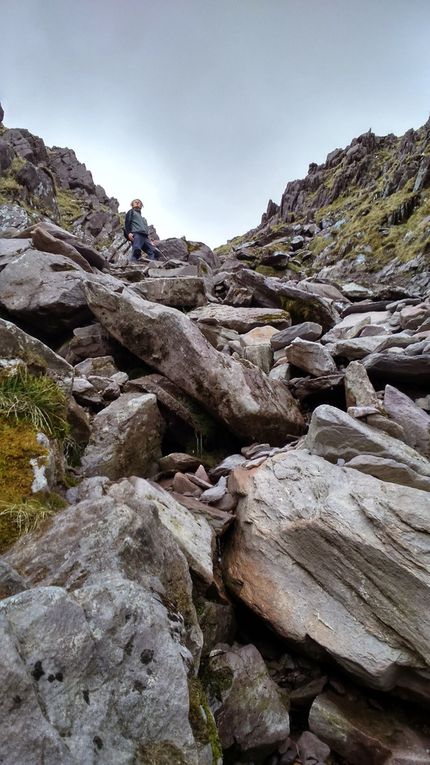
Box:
left=1, top=0, right=430, bottom=246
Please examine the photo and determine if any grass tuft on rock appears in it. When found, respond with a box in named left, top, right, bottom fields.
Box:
left=0, top=367, right=69, bottom=439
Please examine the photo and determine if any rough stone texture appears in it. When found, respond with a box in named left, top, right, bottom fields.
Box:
left=0, top=250, right=91, bottom=333
left=80, top=392, right=165, bottom=479
left=123, top=477, right=214, bottom=586
left=224, top=451, right=430, bottom=698
left=270, top=321, right=323, bottom=350
left=399, top=300, right=430, bottom=330
left=196, top=600, right=236, bottom=656
left=0, top=237, right=33, bottom=265
left=0, top=138, right=14, bottom=173
left=0, top=560, right=28, bottom=599
left=231, top=269, right=339, bottom=331
left=133, top=276, right=206, bottom=308
left=287, top=372, right=344, bottom=400
left=0, top=203, right=36, bottom=233
left=2, top=495, right=203, bottom=764
left=57, top=323, right=117, bottom=365
left=344, top=455, right=430, bottom=492
left=206, top=643, right=290, bottom=757
left=159, top=452, right=202, bottom=473
left=0, top=318, right=74, bottom=393
left=74, top=355, right=118, bottom=378
left=384, top=384, right=430, bottom=459
left=84, top=281, right=305, bottom=443
left=305, top=405, right=430, bottom=486
left=285, top=338, right=337, bottom=377
left=344, top=360, right=380, bottom=409
left=239, top=325, right=278, bottom=347
left=188, top=304, right=291, bottom=333
left=363, top=351, right=430, bottom=384
left=155, top=237, right=189, bottom=261
left=297, top=731, right=330, bottom=764
left=310, top=691, right=430, bottom=765
left=31, top=226, right=94, bottom=272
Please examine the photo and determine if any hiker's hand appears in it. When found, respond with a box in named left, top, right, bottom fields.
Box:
left=128, top=233, right=134, bottom=241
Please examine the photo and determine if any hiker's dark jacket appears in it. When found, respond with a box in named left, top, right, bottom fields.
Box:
left=124, top=209, right=149, bottom=237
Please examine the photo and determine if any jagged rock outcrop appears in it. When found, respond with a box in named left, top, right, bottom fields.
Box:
left=216, top=119, right=430, bottom=291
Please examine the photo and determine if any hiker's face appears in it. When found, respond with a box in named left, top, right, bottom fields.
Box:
left=132, top=200, right=143, bottom=209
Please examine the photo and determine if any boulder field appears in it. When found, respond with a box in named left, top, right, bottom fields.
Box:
left=1, top=105, right=430, bottom=764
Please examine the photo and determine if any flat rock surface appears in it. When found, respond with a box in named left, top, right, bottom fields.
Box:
left=305, top=404, right=430, bottom=485
left=224, top=451, right=430, bottom=697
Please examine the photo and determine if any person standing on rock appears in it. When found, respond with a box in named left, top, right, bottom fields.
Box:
left=124, top=199, right=159, bottom=262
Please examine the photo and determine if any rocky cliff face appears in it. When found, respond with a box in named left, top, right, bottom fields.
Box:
left=216, top=119, right=430, bottom=292
left=1, top=105, right=430, bottom=765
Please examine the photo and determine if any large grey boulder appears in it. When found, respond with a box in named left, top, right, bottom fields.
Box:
left=80, top=392, right=165, bottom=479
left=231, top=269, right=339, bottom=331
left=0, top=318, right=74, bottom=393
left=188, top=304, right=292, bottom=333
left=224, top=451, right=430, bottom=698
left=2, top=494, right=204, bottom=764
left=206, top=643, right=290, bottom=759
left=305, top=404, right=430, bottom=488
left=384, top=384, right=430, bottom=459
left=0, top=251, right=91, bottom=333
left=133, top=276, right=206, bottom=308
left=84, top=282, right=305, bottom=443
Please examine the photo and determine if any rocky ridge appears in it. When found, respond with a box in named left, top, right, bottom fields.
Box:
left=216, top=120, right=430, bottom=293
left=1, top=104, right=430, bottom=765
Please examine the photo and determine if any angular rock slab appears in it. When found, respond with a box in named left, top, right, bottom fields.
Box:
left=84, top=282, right=305, bottom=443
left=270, top=321, right=323, bottom=350
left=384, top=384, right=430, bottom=460
left=207, top=643, right=289, bottom=757
left=363, top=351, right=430, bottom=384
left=310, top=691, right=430, bottom=765
left=120, top=477, right=214, bottom=586
left=0, top=251, right=92, bottom=333
left=0, top=318, right=74, bottom=393
left=188, top=304, right=292, bottom=333
left=285, top=338, right=337, bottom=377
left=344, top=360, right=379, bottom=409
left=133, top=276, right=206, bottom=308
left=231, top=268, right=340, bottom=331
left=80, top=392, right=165, bottom=479
left=223, top=451, right=430, bottom=698
left=2, top=494, right=203, bottom=764
left=305, top=405, right=430, bottom=487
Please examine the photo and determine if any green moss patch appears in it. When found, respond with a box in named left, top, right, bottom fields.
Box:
left=56, top=189, right=84, bottom=230
left=0, top=418, right=50, bottom=550
left=188, top=676, right=223, bottom=763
